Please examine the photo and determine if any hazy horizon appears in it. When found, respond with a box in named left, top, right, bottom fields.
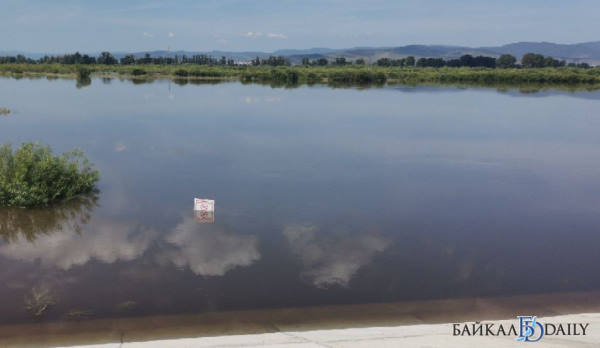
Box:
left=2, top=40, right=600, bottom=56
left=1, top=0, right=599, bottom=54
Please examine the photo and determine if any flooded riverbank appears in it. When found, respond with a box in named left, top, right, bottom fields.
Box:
left=1, top=77, right=600, bottom=340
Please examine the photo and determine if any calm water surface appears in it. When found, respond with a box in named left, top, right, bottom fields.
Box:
left=1, top=77, right=600, bottom=324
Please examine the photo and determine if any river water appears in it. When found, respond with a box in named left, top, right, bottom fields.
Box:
left=1, top=77, right=600, bottom=325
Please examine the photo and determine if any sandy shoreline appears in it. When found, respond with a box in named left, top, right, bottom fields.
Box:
left=2, top=290, right=600, bottom=347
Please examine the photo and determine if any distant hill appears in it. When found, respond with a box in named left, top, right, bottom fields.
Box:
left=483, top=41, right=600, bottom=64
left=310, top=42, right=600, bottom=65
left=0, top=51, right=47, bottom=59
left=3, top=41, right=600, bottom=65
left=127, top=41, right=600, bottom=65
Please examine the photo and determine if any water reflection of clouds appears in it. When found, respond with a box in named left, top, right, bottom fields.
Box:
left=283, top=224, right=389, bottom=288
left=242, top=96, right=283, bottom=104
left=0, top=217, right=156, bottom=270
left=157, top=216, right=260, bottom=276
left=1, top=210, right=260, bottom=278
left=114, top=142, right=127, bottom=152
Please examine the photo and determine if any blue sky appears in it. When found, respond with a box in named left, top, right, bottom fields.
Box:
left=1, top=0, right=599, bottom=53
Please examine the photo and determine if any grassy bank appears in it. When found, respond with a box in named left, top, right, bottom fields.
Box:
left=1, top=64, right=600, bottom=86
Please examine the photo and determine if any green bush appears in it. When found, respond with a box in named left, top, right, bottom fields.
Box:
left=174, top=69, right=189, bottom=77
left=286, top=70, right=299, bottom=84
left=306, top=72, right=319, bottom=82
left=77, top=67, right=91, bottom=79
left=131, top=68, right=147, bottom=76
left=0, top=143, right=99, bottom=207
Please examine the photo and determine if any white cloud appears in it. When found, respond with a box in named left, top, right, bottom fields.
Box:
left=114, top=142, right=127, bottom=152
left=158, top=216, right=260, bottom=276
left=242, top=31, right=262, bottom=38
left=283, top=224, right=389, bottom=288
left=168, top=32, right=175, bottom=38
left=267, top=33, right=287, bottom=39
left=142, top=32, right=154, bottom=38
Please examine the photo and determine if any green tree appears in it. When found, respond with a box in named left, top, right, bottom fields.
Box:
left=97, top=51, right=117, bottom=65
left=521, top=53, right=545, bottom=68
left=334, top=57, right=347, bottom=65
left=120, top=55, right=135, bottom=65
left=405, top=56, right=415, bottom=67
left=316, top=58, right=328, bottom=66
left=496, top=54, right=516, bottom=68
left=376, top=58, right=391, bottom=66
left=415, top=58, right=427, bottom=67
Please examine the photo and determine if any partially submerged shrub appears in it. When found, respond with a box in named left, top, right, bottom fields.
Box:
left=77, top=67, right=91, bottom=79
left=131, top=68, right=147, bottom=76
left=174, top=69, right=189, bottom=77
left=0, top=142, right=99, bottom=207
left=25, top=285, right=56, bottom=317
left=0, top=107, right=10, bottom=115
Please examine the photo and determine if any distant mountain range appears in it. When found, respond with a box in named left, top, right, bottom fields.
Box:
left=3, top=41, right=600, bottom=65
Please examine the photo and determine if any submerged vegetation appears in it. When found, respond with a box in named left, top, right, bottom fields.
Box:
left=25, top=285, right=56, bottom=317
left=0, top=64, right=599, bottom=88
left=0, top=193, right=97, bottom=242
left=0, top=107, right=10, bottom=115
left=0, top=142, right=99, bottom=207
left=76, top=66, right=91, bottom=79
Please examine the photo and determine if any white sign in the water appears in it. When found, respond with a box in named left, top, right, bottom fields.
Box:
left=194, top=198, right=215, bottom=223
left=194, top=210, right=214, bottom=223
left=194, top=198, right=215, bottom=212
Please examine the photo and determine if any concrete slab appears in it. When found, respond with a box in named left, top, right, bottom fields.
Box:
left=57, top=313, right=599, bottom=348
left=124, top=333, right=306, bottom=348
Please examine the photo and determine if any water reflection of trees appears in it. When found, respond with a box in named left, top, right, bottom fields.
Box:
left=0, top=193, right=98, bottom=243
left=75, top=77, right=91, bottom=88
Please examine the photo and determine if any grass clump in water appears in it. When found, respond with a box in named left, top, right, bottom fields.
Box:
left=131, top=68, right=147, bottom=76
left=0, top=107, right=10, bottom=115
left=174, top=69, right=189, bottom=77
left=0, top=142, right=99, bottom=207
left=76, top=66, right=91, bottom=79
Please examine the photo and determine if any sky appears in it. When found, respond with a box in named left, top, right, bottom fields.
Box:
left=1, top=0, right=599, bottom=54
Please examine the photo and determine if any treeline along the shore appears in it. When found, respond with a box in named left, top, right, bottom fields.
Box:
left=0, top=51, right=594, bottom=69
left=1, top=51, right=599, bottom=86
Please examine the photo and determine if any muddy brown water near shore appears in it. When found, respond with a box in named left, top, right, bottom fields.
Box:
left=1, top=77, right=600, bottom=343
left=2, top=291, right=600, bottom=347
